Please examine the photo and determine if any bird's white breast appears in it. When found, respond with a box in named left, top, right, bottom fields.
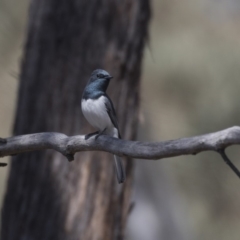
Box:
left=81, top=96, right=113, bottom=131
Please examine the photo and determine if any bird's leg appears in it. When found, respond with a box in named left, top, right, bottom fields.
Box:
left=95, top=128, right=107, bottom=140
left=85, top=131, right=99, bottom=140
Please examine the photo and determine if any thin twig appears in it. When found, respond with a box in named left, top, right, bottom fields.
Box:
left=218, top=149, right=240, bottom=178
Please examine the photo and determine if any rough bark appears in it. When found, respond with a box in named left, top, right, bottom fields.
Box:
left=0, top=126, right=240, bottom=159
left=1, top=0, right=150, bottom=239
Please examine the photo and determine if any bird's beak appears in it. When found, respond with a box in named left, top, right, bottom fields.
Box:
left=107, top=76, right=113, bottom=80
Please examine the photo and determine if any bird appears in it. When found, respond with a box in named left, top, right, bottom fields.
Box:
left=81, top=69, right=125, bottom=184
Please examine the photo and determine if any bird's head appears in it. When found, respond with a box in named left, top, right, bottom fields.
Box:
left=87, top=69, right=113, bottom=92
left=90, top=69, right=113, bottom=82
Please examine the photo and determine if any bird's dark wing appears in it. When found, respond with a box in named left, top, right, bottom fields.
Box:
left=103, top=94, right=121, bottom=138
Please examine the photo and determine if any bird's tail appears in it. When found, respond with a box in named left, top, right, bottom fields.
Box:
left=114, top=155, right=125, bottom=184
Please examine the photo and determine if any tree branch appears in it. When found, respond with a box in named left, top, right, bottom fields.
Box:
left=0, top=126, right=240, bottom=163
left=217, top=149, right=240, bottom=178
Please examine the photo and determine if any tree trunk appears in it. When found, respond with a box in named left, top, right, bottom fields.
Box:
left=1, top=0, right=150, bottom=239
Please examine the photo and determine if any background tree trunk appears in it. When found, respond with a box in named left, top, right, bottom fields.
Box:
left=1, top=0, right=150, bottom=239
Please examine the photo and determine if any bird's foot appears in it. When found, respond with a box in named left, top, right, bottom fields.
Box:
left=95, top=128, right=107, bottom=140
left=85, top=131, right=99, bottom=140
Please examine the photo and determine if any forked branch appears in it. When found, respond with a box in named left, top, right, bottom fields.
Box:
left=0, top=126, right=240, bottom=177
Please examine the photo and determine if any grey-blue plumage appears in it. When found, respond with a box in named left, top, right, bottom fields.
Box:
left=81, top=69, right=125, bottom=183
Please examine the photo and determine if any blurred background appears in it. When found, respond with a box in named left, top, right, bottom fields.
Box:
left=1, top=0, right=240, bottom=239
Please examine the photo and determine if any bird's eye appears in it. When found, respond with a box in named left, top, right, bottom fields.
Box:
left=97, top=74, right=105, bottom=78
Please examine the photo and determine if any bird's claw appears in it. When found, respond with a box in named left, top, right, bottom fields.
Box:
left=85, top=131, right=99, bottom=140
left=95, top=128, right=106, bottom=140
